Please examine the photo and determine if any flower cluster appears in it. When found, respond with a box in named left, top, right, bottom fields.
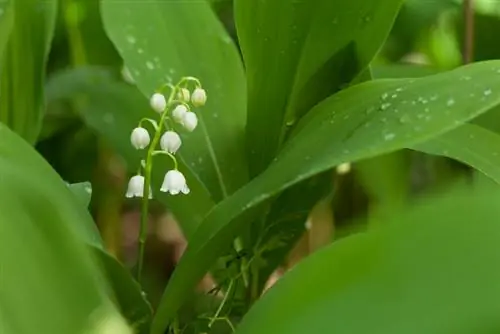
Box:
left=125, top=76, right=207, bottom=199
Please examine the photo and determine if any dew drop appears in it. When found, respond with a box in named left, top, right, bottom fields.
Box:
left=138, top=48, right=144, bottom=54
left=399, top=114, right=410, bottom=123
left=446, top=98, right=455, bottom=107
left=126, top=35, right=136, bottom=44
left=384, top=133, right=395, bottom=141
left=381, top=103, right=391, bottom=110
left=430, top=95, right=438, bottom=101
left=146, top=61, right=154, bottom=70
left=381, top=93, right=389, bottom=100
left=396, top=87, right=404, bottom=92
left=391, top=94, right=398, bottom=99
left=424, top=108, right=430, bottom=113
left=484, top=88, right=492, bottom=96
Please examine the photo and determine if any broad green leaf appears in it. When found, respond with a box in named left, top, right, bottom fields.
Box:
left=0, top=0, right=57, bottom=144
left=412, top=123, right=500, bottom=185
left=94, top=249, right=153, bottom=334
left=65, top=180, right=152, bottom=333
left=236, top=186, right=500, bottom=334
left=46, top=66, right=214, bottom=237
left=0, top=0, right=13, bottom=63
left=235, top=0, right=404, bottom=176
left=151, top=60, right=500, bottom=334
left=0, top=123, right=129, bottom=334
left=101, top=0, right=247, bottom=202
left=68, top=181, right=93, bottom=208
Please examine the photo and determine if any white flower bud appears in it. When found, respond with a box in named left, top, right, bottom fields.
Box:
left=191, top=88, right=207, bottom=107
left=182, top=112, right=198, bottom=132
left=125, top=175, right=153, bottom=199
left=130, top=127, right=150, bottom=149
left=160, top=131, right=182, bottom=154
left=160, top=170, right=190, bottom=195
left=150, top=93, right=167, bottom=113
left=177, top=88, right=190, bottom=103
left=172, top=104, right=188, bottom=123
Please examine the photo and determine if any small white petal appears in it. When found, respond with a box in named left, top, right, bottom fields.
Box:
left=191, top=88, right=207, bottom=107
left=160, top=170, right=188, bottom=196
left=160, top=131, right=182, bottom=154
left=130, top=127, right=150, bottom=150
left=172, top=105, right=188, bottom=123
left=150, top=93, right=167, bottom=113
left=126, top=175, right=145, bottom=198
left=177, top=88, right=190, bottom=103
left=182, top=112, right=198, bottom=132
left=181, top=184, right=190, bottom=195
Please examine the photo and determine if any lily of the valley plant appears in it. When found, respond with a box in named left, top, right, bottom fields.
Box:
left=125, top=76, right=207, bottom=283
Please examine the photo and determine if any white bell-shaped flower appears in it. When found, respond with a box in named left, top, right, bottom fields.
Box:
left=160, top=131, right=182, bottom=154
left=172, top=104, right=188, bottom=123
left=182, top=112, right=198, bottom=132
left=177, top=88, right=190, bottom=103
left=125, top=175, right=153, bottom=199
left=160, top=170, right=190, bottom=195
left=191, top=88, right=207, bottom=107
left=150, top=93, right=167, bottom=113
left=130, top=127, right=150, bottom=149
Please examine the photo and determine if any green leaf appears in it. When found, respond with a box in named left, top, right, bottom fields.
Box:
left=151, top=60, right=500, bottom=334
left=236, top=186, right=500, bottom=334
left=94, top=249, right=153, bottom=334
left=0, top=123, right=130, bottom=333
left=412, top=123, right=500, bottom=184
left=354, top=151, right=412, bottom=225
left=371, top=64, right=440, bottom=79
left=0, top=0, right=57, bottom=144
left=65, top=181, right=152, bottom=332
left=235, top=0, right=404, bottom=176
left=101, top=0, right=247, bottom=202
left=67, top=181, right=93, bottom=208
left=46, top=66, right=215, bottom=238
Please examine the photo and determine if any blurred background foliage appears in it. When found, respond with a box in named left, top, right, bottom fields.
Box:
left=26, top=0, right=500, bottom=317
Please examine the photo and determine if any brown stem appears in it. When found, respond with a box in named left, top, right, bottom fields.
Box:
left=463, top=0, right=474, bottom=64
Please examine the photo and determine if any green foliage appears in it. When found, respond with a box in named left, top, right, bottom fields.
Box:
left=4, top=0, right=500, bottom=333
left=0, top=0, right=57, bottom=144
left=235, top=0, right=405, bottom=176
left=236, top=185, right=500, bottom=334
left=100, top=0, right=248, bottom=202
left=151, top=60, right=500, bottom=333
left=0, top=123, right=126, bottom=333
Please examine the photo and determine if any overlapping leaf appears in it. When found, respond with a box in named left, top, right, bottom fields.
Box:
left=151, top=60, right=500, bottom=334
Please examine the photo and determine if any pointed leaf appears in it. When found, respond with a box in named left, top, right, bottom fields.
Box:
left=235, top=0, right=404, bottom=175
left=412, top=123, right=500, bottom=184
left=101, top=0, right=247, bottom=202
left=151, top=60, right=500, bottom=333
left=0, top=123, right=129, bottom=333
left=0, top=0, right=57, bottom=143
